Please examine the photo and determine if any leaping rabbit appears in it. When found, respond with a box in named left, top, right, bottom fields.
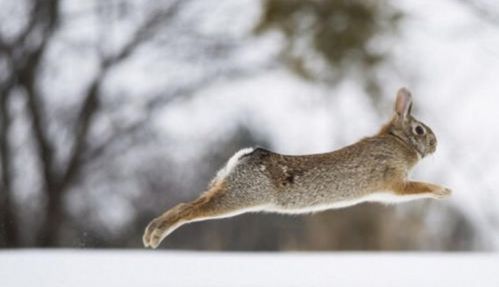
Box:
left=143, top=88, right=451, bottom=249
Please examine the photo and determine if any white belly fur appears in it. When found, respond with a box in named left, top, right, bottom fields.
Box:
left=266, top=191, right=431, bottom=215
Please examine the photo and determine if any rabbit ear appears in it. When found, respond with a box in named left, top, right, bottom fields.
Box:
left=394, top=87, right=412, bottom=119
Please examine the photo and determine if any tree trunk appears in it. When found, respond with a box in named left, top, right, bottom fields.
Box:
left=0, top=92, right=19, bottom=247
left=0, top=196, right=19, bottom=247
left=37, top=190, right=63, bottom=247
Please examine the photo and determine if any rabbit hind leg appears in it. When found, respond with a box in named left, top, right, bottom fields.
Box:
left=143, top=181, right=264, bottom=248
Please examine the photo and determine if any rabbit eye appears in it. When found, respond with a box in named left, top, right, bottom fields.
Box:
left=414, top=125, right=425, bottom=135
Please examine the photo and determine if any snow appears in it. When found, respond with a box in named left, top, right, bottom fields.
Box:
left=1, top=250, right=498, bottom=287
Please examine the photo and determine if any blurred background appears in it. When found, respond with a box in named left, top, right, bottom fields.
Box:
left=0, top=0, right=498, bottom=251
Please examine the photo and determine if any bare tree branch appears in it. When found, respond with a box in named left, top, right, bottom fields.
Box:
left=82, top=117, right=147, bottom=164
left=18, top=0, right=61, bottom=194
left=145, top=61, right=279, bottom=111
left=22, top=76, right=56, bottom=190
left=82, top=59, right=278, bottom=166
left=58, top=78, right=101, bottom=191
left=61, top=0, right=194, bottom=189
left=12, top=0, right=45, bottom=50
left=102, top=0, right=191, bottom=67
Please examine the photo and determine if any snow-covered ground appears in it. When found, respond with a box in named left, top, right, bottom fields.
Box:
left=1, top=250, right=498, bottom=287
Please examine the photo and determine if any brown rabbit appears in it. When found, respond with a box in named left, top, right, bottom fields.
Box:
left=143, top=88, right=451, bottom=248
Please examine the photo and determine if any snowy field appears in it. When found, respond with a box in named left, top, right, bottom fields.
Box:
left=1, top=250, right=498, bottom=287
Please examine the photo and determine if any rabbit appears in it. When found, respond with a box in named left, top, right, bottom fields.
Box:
left=143, top=87, right=451, bottom=248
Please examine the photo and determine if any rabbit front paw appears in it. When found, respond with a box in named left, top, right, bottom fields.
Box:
left=431, top=187, right=452, bottom=199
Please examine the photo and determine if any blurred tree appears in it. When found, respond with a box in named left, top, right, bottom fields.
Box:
left=255, top=0, right=402, bottom=98
left=0, top=0, right=266, bottom=247
left=0, top=0, right=278, bottom=247
left=0, top=0, right=190, bottom=247
left=0, top=78, right=17, bottom=247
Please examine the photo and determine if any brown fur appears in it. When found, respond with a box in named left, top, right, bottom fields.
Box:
left=142, top=181, right=230, bottom=247
left=143, top=88, right=451, bottom=248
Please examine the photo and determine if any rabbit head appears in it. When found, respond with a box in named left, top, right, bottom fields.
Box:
left=384, top=88, right=437, bottom=158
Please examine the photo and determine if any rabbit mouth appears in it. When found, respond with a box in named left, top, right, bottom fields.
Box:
left=415, top=148, right=425, bottom=158
left=418, top=145, right=436, bottom=158
left=414, top=142, right=432, bottom=158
